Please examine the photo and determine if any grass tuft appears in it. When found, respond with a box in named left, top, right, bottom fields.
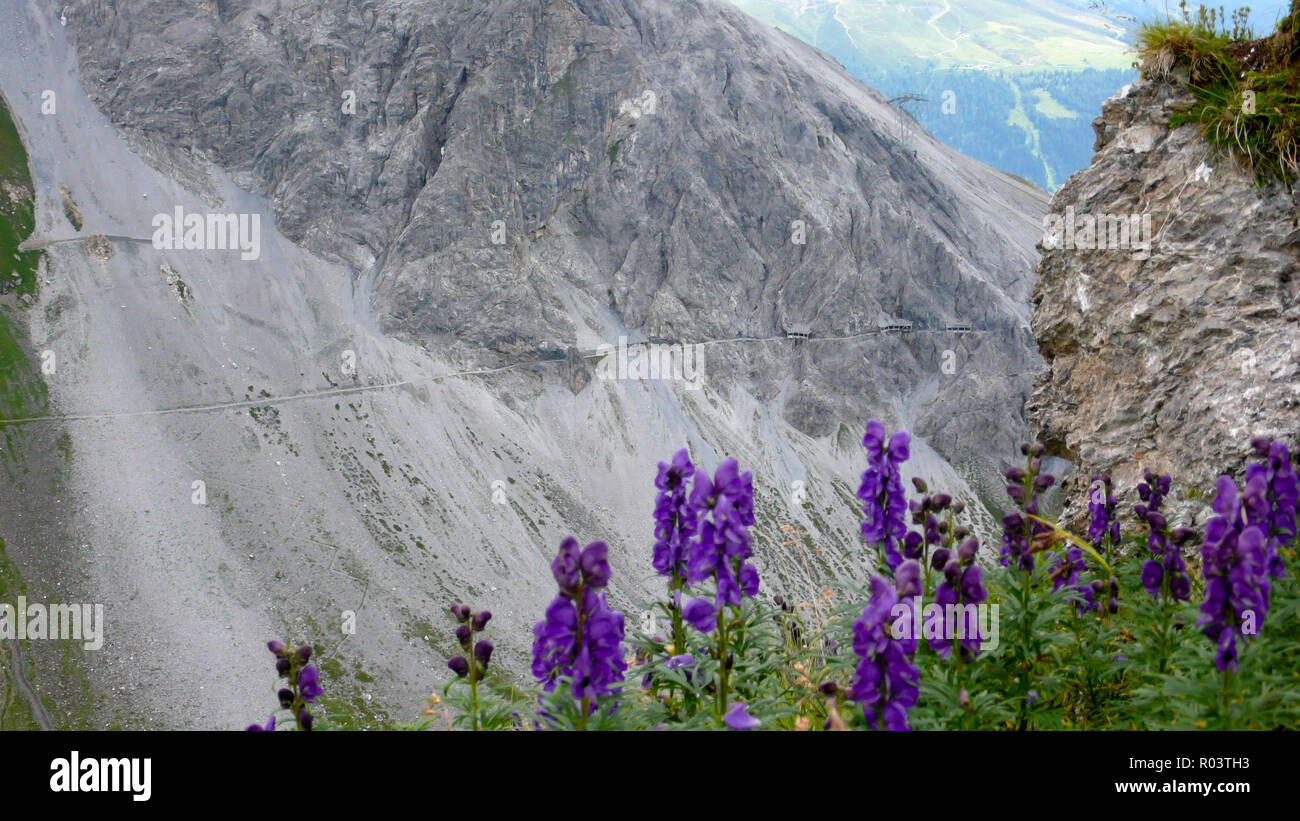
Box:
left=1137, top=1, right=1300, bottom=185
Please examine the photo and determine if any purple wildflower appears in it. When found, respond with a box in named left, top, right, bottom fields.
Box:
left=723, top=702, right=761, bottom=730
left=929, top=538, right=991, bottom=657
left=1245, top=438, right=1297, bottom=579
left=653, top=448, right=699, bottom=582
left=999, top=447, right=1055, bottom=573
left=681, top=597, right=717, bottom=633
left=246, top=716, right=276, bottom=731
left=297, top=665, right=323, bottom=704
left=858, top=420, right=911, bottom=573
left=1198, top=477, right=1273, bottom=672
left=1137, top=478, right=1193, bottom=603
left=1049, top=545, right=1097, bottom=613
left=686, top=459, right=759, bottom=612
left=850, top=566, right=921, bottom=731
left=532, top=537, right=628, bottom=702
left=1087, top=475, right=1120, bottom=548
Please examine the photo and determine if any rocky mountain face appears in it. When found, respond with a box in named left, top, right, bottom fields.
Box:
left=1029, top=76, right=1300, bottom=527
left=0, top=0, right=1044, bottom=726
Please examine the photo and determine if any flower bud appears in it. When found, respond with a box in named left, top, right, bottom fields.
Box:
left=903, top=530, right=924, bottom=559
left=911, top=477, right=928, bottom=494
left=267, top=640, right=287, bottom=657
left=1250, top=437, right=1272, bottom=459
left=1020, top=443, right=1030, bottom=455
left=297, top=645, right=312, bottom=664
left=1029, top=457, right=1042, bottom=473
left=958, top=688, right=971, bottom=709
left=447, top=656, right=469, bottom=677
left=474, top=640, right=493, bottom=670
left=579, top=541, right=612, bottom=589
left=943, top=558, right=962, bottom=584
left=1171, top=527, right=1197, bottom=545
left=1031, top=443, right=1045, bottom=457
left=954, top=525, right=970, bottom=539
left=957, top=538, right=978, bottom=563
left=277, top=688, right=294, bottom=708
left=276, top=657, right=291, bottom=676
left=1034, top=474, right=1055, bottom=491
left=931, top=493, right=952, bottom=510
left=450, top=603, right=470, bottom=623
left=1005, top=467, right=1025, bottom=482
left=473, top=610, right=492, bottom=631
left=930, top=548, right=951, bottom=571
left=456, top=624, right=472, bottom=650
left=951, top=500, right=965, bottom=514
left=818, top=681, right=839, bottom=697
left=299, top=708, right=314, bottom=731
left=1107, top=597, right=1119, bottom=614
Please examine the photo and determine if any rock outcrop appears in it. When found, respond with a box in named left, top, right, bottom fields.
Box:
left=1030, top=76, right=1300, bottom=524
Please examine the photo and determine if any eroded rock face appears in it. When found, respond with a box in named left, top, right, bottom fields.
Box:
left=64, top=0, right=1046, bottom=496
left=1030, top=76, right=1300, bottom=524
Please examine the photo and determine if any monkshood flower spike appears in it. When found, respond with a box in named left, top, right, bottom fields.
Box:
left=933, top=536, right=991, bottom=656
left=859, top=419, right=911, bottom=574
left=682, top=458, right=759, bottom=630
left=1088, top=474, right=1120, bottom=562
left=1246, top=437, right=1297, bottom=579
left=679, top=457, right=757, bottom=720
left=652, top=448, right=700, bottom=653
left=653, top=448, right=698, bottom=583
left=532, top=536, right=627, bottom=727
left=248, top=640, right=320, bottom=730
left=445, top=602, right=494, bottom=730
left=1000, top=443, right=1056, bottom=574
left=1198, top=477, right=1273, bottom=673
left=850, top=563, right=921, bottom=730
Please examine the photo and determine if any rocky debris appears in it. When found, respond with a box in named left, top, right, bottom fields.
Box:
left=161, top=262, right=191, bottom=305
left=1029, top=76, right=1300, bottom=526
left=82, top=233, right=112, bottom=260
left=59, top=183, right=83, bottom=231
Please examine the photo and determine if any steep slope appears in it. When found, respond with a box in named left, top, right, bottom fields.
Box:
left=1, top=0, right=1044, bottom=726
left=1030, top=76, right=1300, bottom=525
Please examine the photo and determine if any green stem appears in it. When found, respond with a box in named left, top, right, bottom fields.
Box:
left=469, top=625, right=480, bottom=732
left=575, top=580, right=589, bottom=731
left=670, top=578, right=686, bottom=656
left=715, top=610, right=730, bottom=720
left=1220, top=668, right=1233, bottom=730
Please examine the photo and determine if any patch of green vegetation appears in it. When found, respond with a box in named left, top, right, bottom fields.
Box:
left=1138, top=1, right=1300, bottom=184
left=1029, top=88, right=1080, bottom=119
left=0, top=95, right=41, bottom=298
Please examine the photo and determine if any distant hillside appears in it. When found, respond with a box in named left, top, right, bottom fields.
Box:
left=728, top=1, right=1293, bottom=188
